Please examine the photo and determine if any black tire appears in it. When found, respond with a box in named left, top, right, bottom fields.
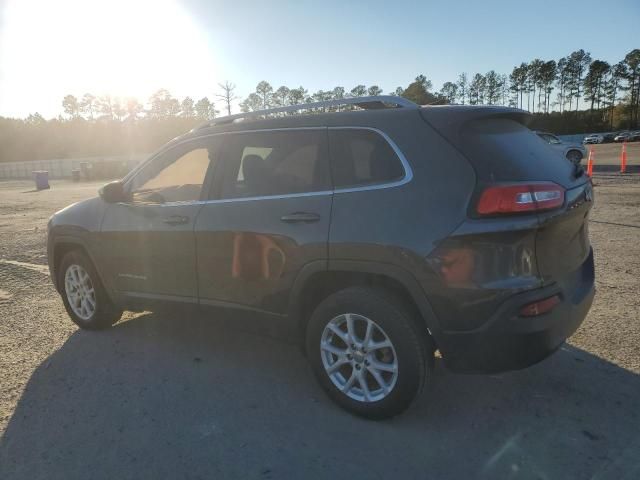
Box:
left=566, top=149, right=583, bottom=164
left=58, top=250, right=122, bottom=330
left=306, top=287, right=433, bottom=419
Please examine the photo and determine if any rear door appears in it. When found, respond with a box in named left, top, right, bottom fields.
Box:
left=99, top=136, right=221, bottom=302
left=194, top=128, right=332, bottom=314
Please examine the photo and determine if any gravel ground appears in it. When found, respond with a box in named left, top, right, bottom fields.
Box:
left=572, top=174, right=640, bottom=372
left=0, top=177, right=639, bottom=480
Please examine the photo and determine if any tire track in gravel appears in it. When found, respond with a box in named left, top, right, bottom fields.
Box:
left=0, top=260, right=50, bottom=275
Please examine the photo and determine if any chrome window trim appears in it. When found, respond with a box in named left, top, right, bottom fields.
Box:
left=143, top=190, right=333, bottom=207
left=126, top=126, right=413, bottom=207
left=194, top=190, right=334, bottom=205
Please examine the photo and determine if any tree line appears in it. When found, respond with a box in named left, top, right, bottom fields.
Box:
left=237, top=48, right=639, bottom=132
left=0, top=82, right=239, bottom=163
left=0, top=49, right=638, bottom=163
left=59, top=81, right=239, bottom=122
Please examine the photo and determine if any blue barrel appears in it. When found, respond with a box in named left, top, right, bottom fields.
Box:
left=33, top=170, right=50, bottom=190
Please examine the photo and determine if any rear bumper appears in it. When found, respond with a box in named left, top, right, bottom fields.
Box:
left=438, top=249, right=595, bottom=373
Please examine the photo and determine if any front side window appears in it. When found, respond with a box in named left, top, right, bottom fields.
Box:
left=220, top=130, right=330, bottom=199
left=130, top=139, right=219, bottom=203
left=329, top=129, right=405, bottom=189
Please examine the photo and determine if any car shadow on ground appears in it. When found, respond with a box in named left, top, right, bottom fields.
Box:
left=1, top=311, right=639, bottom=480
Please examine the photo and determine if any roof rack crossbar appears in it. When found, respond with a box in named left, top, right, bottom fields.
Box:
left=195, top=95, right=418, bottom=130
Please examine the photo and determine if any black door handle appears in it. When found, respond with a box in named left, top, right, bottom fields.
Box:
left=162, top=215, right=190, bottom=226
left=280, top=212, right=321, bottom=223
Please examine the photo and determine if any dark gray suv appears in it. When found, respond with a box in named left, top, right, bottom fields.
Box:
left=47, top=96, right=595, bottom=419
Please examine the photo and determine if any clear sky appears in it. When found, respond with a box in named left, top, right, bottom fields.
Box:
left=0, top=0, right=638, bottom=118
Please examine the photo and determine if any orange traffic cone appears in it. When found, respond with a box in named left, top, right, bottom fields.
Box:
left=586, top=147, right=594, bottom=177
left=620, top=142, right=627, bottom=174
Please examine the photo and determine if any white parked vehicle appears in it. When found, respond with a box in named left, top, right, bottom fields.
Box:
left=536, top=131, right=587, bottom=164
left=583, top=134, right=604, bottom=145
left=614, top=132, right=630, bottom=142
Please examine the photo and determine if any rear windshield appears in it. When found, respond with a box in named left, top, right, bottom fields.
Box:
left=460, top=119, right=576, bottom=188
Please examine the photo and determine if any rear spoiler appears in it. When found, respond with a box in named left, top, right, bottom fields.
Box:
left=419, top=105, right=531, bottom=146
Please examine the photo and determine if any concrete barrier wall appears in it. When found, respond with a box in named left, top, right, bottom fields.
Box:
left=0, top=155, right=148, bottom=180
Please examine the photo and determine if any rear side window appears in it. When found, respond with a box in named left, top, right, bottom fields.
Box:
left=220, top=130, right=331, bottom=199
left=329, top=129, right=405, bottom=188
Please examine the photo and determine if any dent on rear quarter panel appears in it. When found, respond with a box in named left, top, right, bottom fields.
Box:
left=423, top=223, right=542, bottom=332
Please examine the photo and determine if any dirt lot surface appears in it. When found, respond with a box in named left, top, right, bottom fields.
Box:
left=1, top=178, right=639, bottom=479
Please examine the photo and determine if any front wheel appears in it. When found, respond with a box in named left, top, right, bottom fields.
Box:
left=306, top=287, right=433, bottom=419
left=59, top=250, right=122, bottom=330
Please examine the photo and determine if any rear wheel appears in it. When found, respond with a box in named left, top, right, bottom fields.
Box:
left=59, top=250, right=122, bottom=330
left=306, top=287, right=433, bottom=419
left=566, top=149, right=583, bottom=164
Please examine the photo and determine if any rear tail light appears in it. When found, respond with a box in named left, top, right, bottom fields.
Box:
left=519, top=295, right=561, bottom=317
left=476, top=182, right=565, bottom=215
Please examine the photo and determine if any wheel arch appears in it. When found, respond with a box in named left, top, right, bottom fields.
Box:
left=51, top=235, right=114, bottom=300
left=565, top=148, right=584, bottom=160
left=289, top=260, right=443, bottom=353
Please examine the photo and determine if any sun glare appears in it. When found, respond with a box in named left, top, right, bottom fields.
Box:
left=0, top=0, right=219, bottom=117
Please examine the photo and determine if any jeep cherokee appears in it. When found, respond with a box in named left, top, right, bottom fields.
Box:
left=48, top=96, right=595, bottom=419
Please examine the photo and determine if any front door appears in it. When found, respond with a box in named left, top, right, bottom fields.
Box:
left=195, top=128, right=332, bottom=314
left=99, top=136, right=221, bottom=303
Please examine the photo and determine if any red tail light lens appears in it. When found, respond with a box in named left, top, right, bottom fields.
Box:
left=519, top=295, right=561, bottom=317
left=476, top=183, right=565, bottom=215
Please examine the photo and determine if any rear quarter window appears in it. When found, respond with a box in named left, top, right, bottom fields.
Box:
left=329, top=129, right=405, bottom=189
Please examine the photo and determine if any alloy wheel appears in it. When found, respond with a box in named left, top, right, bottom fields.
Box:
left=64, top=264, right=96, bottom=320
left=320, top=313, right=398, bottom=402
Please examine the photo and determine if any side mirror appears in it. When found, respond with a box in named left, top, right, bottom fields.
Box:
left=99, top=181, right=129, bottom=203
